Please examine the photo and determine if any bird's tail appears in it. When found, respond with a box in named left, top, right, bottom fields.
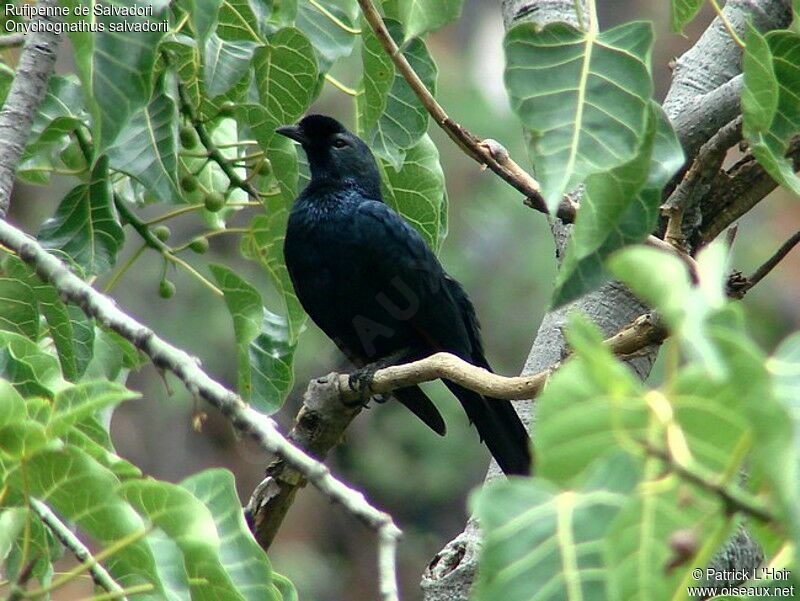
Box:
left=445, top=381, right=532, bottom=476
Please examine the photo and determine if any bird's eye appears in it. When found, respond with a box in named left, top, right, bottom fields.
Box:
left=332, top=137, right=348, bottom=149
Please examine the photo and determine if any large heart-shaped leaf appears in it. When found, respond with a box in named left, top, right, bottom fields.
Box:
left=504, top=20, right=653, bottom=211
left=472, top=453, right=639, bottom=601
left=107, top=75, right=183, bottom=205
left=552, top=104, right=684, bottom=306
left=368, top=20, right=437, bottom=169
left=38, top=156, right=124, bottom=276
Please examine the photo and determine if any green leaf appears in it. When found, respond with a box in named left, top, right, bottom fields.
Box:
left=742, top=29, right=800, bottom=195
left=391, top=0, right=464, bottom=40
left=107, top=75, right=183, bottom=205
left=297, top=0, right=358, bottom=72
left=670, top=0, right=703, bottom=33
left=118, top=478, right=247, bottom=601
left=608, top=241, right=730, bottom=376
left=742, top=23, right=779, bottom=134
left=764, top=333, right=800, bottom=545
left=0, top=421, right=49, bottom=460
left=26, top=75, right=88, bottom=151
left=0, top=379, right=25, bottom=426
left=380, top=134, right=448, bottom=252
left=535, top=315, right=646, bottom=485
left=0, top=276, right=39, bottom=340
left=254, top=28, right=319, bottom=128
left=471, top=453, right=639, bottom=601
left=66, top=0, right=168, bottom=152
left=203, top=35, right=258, bottom=98
left=188, top=0, right=222, bottom=46
left=181, top=470, right=284, bottom=601
left=504, top=21, right=653, bottom=211
left=38, top=156, right=124, bottom=276
left=2, top=255, right=95, bottom=381
left=0, top=331, right=66, bottom=398
left=360, top=23, right=395, bottom=134
left=62, top=414, right=142, bottom=480
left=48, top=381, right=139, bottom=436
left=0, top=508, right=26, bottom=564
left=368, top=20, right=437, bottom=169
left=6, top=447, right=166, bottom=597
left=233, top=127, right=307, bottom=343
left=82, top=327, right=143, bottom=382
left=552, top=105, right=684, bottom=306
left=604, top=467, right=729, bottom=599
left=210, top=265, right=296, bottom=414
left=216, top=0, right=262, bottom=42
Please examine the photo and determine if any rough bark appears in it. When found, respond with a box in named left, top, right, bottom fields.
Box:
left=421, top=1, right=791, bottom=599
left=0, top=0, right=61, bottom=219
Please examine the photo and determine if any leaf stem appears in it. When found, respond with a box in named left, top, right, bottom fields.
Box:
left=172, top=227, right=250, bottom=253
left=325, top=73, right=360, bottom=96
left=103, top=243, right=147, bottom=293
left=83, top=583, right=155, bottom=601
left=707, top=0, right=745, bottom=48
left=309, top=0, right=361, bottom=34
left=586, top=0, right=598, bottom=34
left=572, top=0, right=585, bottom=31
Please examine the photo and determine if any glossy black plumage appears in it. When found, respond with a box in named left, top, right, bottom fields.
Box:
left=279, top=115, right=531, bottom=475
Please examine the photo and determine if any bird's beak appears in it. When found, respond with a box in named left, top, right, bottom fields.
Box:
left=275, top=124, right=308, bottom=145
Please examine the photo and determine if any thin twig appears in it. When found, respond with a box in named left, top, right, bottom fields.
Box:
left=641, top=441, right=774, bottom=522
left=738, top=230, right=800, bottom=295
left=355, top=0, right=579, bottom=222
left=29, top=499, right=125, bottom=598
left=0, top=220, right=402, bottom=601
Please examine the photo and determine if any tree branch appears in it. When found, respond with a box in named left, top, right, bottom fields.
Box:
left=734, top=230, right=800, bottom=297
left=699, top=137, right=800, bottom=244
left=0, top=34, right=26, bottom=49
left=0, top=0, right=61, bottom=219
left=29, top=499, right=126, bottom=598
left=0, top=219, right=402, bottom=601
left=354, top=0, right=579, bottom=222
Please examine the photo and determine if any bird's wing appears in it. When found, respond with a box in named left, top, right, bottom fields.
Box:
left=352, top=200, right=474, bottom=355
left=355, top=200, right=530, bottom=475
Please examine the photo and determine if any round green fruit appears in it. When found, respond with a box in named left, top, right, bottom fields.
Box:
left=179, top=125, right=198, bottom=148
left=159, top=279, right=176, bottom=299
left=180, top=175, right=198, bottom=193
left=188, top=237, right=209, bottom=254
left=204, top=191, right=225, bottom=213
left=153, top=225, right=171, bottom=242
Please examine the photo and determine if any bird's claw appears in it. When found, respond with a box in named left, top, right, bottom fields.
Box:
left=345, top=366, right=377, bottom=408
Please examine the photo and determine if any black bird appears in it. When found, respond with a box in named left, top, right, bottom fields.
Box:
left=276, top=115, right=531, bottom=476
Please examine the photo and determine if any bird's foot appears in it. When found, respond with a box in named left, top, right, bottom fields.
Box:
left=344, top=365, right=378, bottom=408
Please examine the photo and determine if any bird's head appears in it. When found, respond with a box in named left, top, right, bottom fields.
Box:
left=276, top=115, right=382, bottom=196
